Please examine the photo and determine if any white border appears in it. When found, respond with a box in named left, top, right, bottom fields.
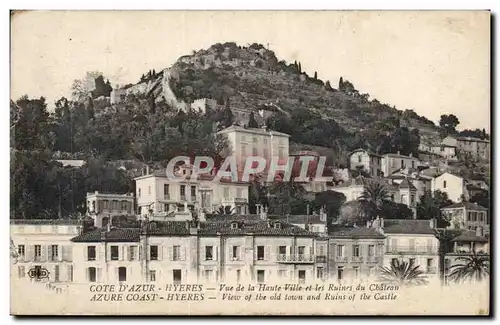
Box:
left=2, top=1, right=498, bottom=323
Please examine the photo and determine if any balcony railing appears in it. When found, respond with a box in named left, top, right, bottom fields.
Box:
left=315, top=256, right=327, bottom=263
left=163, top=194, right=170, bottom=200
left=351, top=256, right=363, bottom=263
left=335, top=256, right=348, bottom=263
left=385, top=246, right=438, bottom=255
left=180, top=195, right=186, bottom=201
left=276, top=254, right=314, bottom=263
left=366, top=256, right=379, bottom=263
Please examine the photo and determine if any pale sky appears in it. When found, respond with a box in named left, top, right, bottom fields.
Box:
left=11, top=11, right=490, bottom=131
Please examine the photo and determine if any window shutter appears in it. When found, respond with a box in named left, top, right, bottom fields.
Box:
left=308, top=246, right=312, bottom=257
left=120, top=246, right=125, bottom=261
left=168, top=246, right=173, bottom=261
left=203, top=246, right=206, bottom=261
left=115, top=267, right=119, bottom=282
left=97, top=268, right=102, bottom=282
left=181, top=247, right=186, bottom=261
left=48, top=245, right=53, bottom=260
left=239, top=246, right=244, bottom=261
left=228, top=246, right=233, bottom=261
left=127, top=246, right=132, bottom=261
left=28, top=245, right=34, bottom=261
left=147, top=246, right=151, bottom=261
left=139, top=246, right=143, bottom=260
left=67, top=245, right=73, bottom=261
left=214, top=246, right=219, bottom=261
left=265, top=246, right=270, bottom=261
left=158, top=245, right=163, bottom=261
left=85, top=268, right=89, bottom=282
left=41, top=245, right=47, bottom=262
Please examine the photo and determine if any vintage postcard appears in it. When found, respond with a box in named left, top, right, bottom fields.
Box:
left=10, top=10, right=491, bottom=316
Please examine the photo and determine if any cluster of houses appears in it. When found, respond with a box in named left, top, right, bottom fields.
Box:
left=10, top=124, right=490, bottom=289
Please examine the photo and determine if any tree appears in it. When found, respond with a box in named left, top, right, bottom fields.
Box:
left=379, top=201, right=414, bottom=220
left=71, top=71, right=104, bottom=101
left=439, top=114, right=460, bottom=136
left=416, top=190, right=453, bottom=228
left=380, top=258, right=429, bottom=286
left=470, top=191, right=490, bottom=210
left=325, top=80, right=333, bottom=91
left=448, top=253, right=490, bottom=284
left=298, top=62, right=302, bottom=73
left=358, top=181, right=390, bottom=220
left=314, top=191, right=346, bottom=225
left=339, top=77, right=344, bottom=90
left=314, top=71, right=318, bottom=80
left=338, top=201, right=366, bottom=225
left=247, top=112, right=259, bottom=128
left=222, top=98, right=233, bottom=128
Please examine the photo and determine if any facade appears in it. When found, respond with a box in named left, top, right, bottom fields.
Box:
left=328, top=227, right=385, bottom=281
left=430, top=144, right=457, bottom=160
left=134, top=167, right=249, bottom=217
left=431, top=172, right=468, bottom=202
left=70, top=218, right=318, bottom=284
left=375, top=218, right=440, bottom=282
left=11, top=219, right=80, bottom=285
left=348, top=149, right=383, bottom=178
left=381, top=152, right=421, bottom=177
left=455, top=137, right=490, bottom=160
left=441, top=201, right=489, bottom=232
left=444, top=227, right=489, bottom=283
left=217, top=125, right=290, bottom=172
left=86, top=192, right=135, bottom=227
left=191, top=98, right=217, bottom=114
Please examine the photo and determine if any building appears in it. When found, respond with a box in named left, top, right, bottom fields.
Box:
left=375, top=218, right=440, bottom=281
left=328, top=226, right=386, bottom=281
left=134, top=166, right=250, bottom=217
left=381, top=152, right=421, bottom=177
left=86, top=192, right=135, bottom=227
left=217, top=125, right=290, bottom=172
left=455, top=137, right=490, bottom=160
left=441, top=202, right=489, bottom=232
left=70, top=217, right=318, bottom=284
left=190, top=98, right=217, bottom=114
left=431, top=172, right=468, bottom=202
left=444, top=227, right=489, bottom=284
left=11, top=219, right=80, bottom=285
left=348, top=149, right=383, bottom=178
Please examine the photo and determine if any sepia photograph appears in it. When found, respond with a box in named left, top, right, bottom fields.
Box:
left=9, top=9, right=491, bottom=316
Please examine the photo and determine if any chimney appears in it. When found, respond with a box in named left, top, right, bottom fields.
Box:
left=429, top=218, right=436, bottom=229
left=409, top=152, right=413, bottom=158
left=397, top=150, right=400, bottom=155
left=476, top=226, right=483, bottom=237
left=380, top=217, right=384, bottom=229
left=100, top=229, right=107, bottom=241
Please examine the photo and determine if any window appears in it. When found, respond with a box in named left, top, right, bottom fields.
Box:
left=412, top=161, right=415, bottom=169
left=317, top=267, right=324, bottom=279
left=257, top=246, right=265, bottom=260
left=232, top=246, right=239, bottom=260
left=263, top=148, right=269, bottom=157
left=149, top=270, right=156, bottom=282
left=173, top=246, right=181, bottom=261
left=392, top=258, right=398, bottom=264
left=369, top=267, right=375, bottom=276
left=236, top=188, right=243, bottom=198
left=148, top=186, right=151, bottom=195
left=180, top=185, right=186, bottom=200
left=88, top=267, right=97, bottom=282
left=191, top=186, right=196, bottom=200
left=253, top=137, right=258, bottom=143
left=34, top=245, right=41, bottom=261
left=353, top=266, right=359, bottom=278
left=298, top=270, right=306, bottom=284
left=50, top=245, right=58, bottom=261
left=68, top=265, right=73, bottom=282
left=118, top=267, right=127, bottom=282
left=298, top=246, right=305, bottom=256
left=204, top=270, right=213, bottom=281
left=138, top=188, right=141, bottom=197
left=443, top=181, right=447, bottom=188
left=337, top=245, right=344, bottom=257
left=358, top=155, right=362, bottom=163
left=257, top=270, right=265, bottom=283
left=427, top=258, right=434, bottom=267
left=337, top=266, right=344, bottom=280
left=150, top=246, right=158, bottom=260
left=223, top=187, right=230, bottom=200
left=278, top=246, right=287, bottom=255
left=128, top=246, right=137, bottom=261
left=18, top=266, right=25, bottom=279
left=278, top=270, right=286, bottom=278
left=231, top=222, right=239, bottom=229
left=87, top=246, right=96, bottom=261
left=236, top=269, right=241, bottom=283
left=54, top=265, right=60, bottom=282
left=110, top=246, right=119, bottom=260
left=252, top=147, right=258, bottom=156
left=164, top=184, right=169, bottom=199
left=352, top=245, right=360, bottom=257
left=368, top=245, right=375, bottom=257
left=401, top=159, right=405, bottom=168
left=18, top=245, right=25, bottom=258
left=318, top=246, right=325, bottom=256
left=205, top=246, right=213, bottom=261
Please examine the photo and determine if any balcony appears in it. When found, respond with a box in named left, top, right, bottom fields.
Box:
left=163, top=194, right=171, bottom=200
left=233, top=198, right=247, bottom=204
left=385, top=246, right=438, bottom=255
left=315, top=256, right=327, bottom=263
left=366, top=256, right=379, bottom=264
left=180, top=195, right=186, bottom=201
left=335, top=256, right=348, bottom=263
left=426, top=266, right=437, bottom=274
left=276, top=254, right=314, bottom=264
left=351, top=256, right=363, bottom=263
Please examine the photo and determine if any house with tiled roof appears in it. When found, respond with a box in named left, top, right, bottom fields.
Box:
left=444, top=226, right=490, bottom=284
left=431, top=172, right=468, bottom=203
left=69, top=215, right=318, bottom=284
left=369, top=217, right=440, bottom=281
left=441, top=201, right=489, bottom=233
left=348, top=148, right=383, bottom=178
left=381, top=151, right=422, bottom=178
left=327, top=225, right=385, bottom=281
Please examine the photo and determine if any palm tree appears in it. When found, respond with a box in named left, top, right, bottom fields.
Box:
left=358, top=181, right=390, bottom=220
left=448, top=253, right=490, bottom=284
left=380, top=258, right=429, bottom=286
left=215, top=205, right=235, bottom=215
